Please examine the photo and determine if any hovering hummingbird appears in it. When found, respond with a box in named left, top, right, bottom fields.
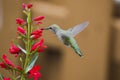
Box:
left=43, top=21, right=89, bottom=57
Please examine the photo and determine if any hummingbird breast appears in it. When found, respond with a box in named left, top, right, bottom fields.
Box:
left=56, top=30, right=71, bottom=46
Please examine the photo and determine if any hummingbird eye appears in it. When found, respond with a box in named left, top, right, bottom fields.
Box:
left=49, top=27, right=52, bottom=29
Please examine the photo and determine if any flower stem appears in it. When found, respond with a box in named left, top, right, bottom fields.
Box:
left=21, top=10, right=32, bottom=79
left=20, top=74, right=25, bottom=80
left=27, top=11, right=31, bottom=54
left=24, top=11, right=31, bottom=69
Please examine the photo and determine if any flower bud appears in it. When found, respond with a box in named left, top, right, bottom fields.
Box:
left=27, top=3, right=33, bottom=9
left=16, top=18, right=25, bottom=25
left=17, top=26, right=26, bottom=35
left=33, top=16, right=45, bottom=21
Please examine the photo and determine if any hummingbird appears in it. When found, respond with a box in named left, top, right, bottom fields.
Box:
left=44, top=21, right=89, bottom=57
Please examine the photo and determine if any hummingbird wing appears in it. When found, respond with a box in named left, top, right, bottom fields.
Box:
left=67, top=21, right=89, bottom=37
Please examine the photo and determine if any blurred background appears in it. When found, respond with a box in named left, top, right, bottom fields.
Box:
left=0, top=0, right=120, bottom=80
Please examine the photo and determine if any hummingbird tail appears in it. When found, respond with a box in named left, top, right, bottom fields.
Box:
left=75, top=49, right=83, bottom=57
left=71, top=45, right=83, bottom=57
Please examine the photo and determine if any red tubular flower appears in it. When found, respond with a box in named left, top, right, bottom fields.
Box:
left=0, top=55, right=23, bottom=70
left=38, top=45, right=47, bottom=52
left=17, top=26, right=26, bottom=35
left=31, top=29, right=43, bottom=39
left=22, top=3, right=27, bottom=9
left=16, top=18, right=25, bottom=25
left=2, top=54, right=15, bottom=67
left=28, top=65, right=42, bottom=80
left=33, top=16, right=45, bottom=21
left=31, top=38, right=47, bottom=53
left=36, top=22, right=42, bottom=25
left=31, top=39, right=44, bottom=51
left=9, top=43, right=21, bottom=56
left=3, top=77, right=11, bottom=80
left=27, top=3, right=33, bottom=9
left=16, top=66, right=22, bottom=70
left=0, top=62, right=7, bottom=68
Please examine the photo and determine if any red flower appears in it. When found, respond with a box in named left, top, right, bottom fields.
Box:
left=27, top=3, right=33, bottom=9
left=3, top=77, right=11, bottom=80
left=0, top=62, right=7, bottom=68
left=31, top=39, right=44, bottom=51
left=16, top=66, right=22, bottom=70
left=28, top=65, right=42, bottom=80
left=9, top=43, right=21, bottom=56
left=33, top=16, right=44, bottom=21
left=0, top=54, right=23, bottom=71
left=17, top=26, right=26, bottom=35
left=0, top=55, right=23, bottom=70
left=22, top=3, right=33, bottom=9
left=16, top=18, right=25, bottom=25
left=31, top=38, right=47, bottom=53
left=31, top=39, right=47, bottom=53
left=38, top=45, right=47, bottom=52
left=31, top=29, right=43, bottom=39
left=22, top=3, right=27, bottom=9
left=3, top=54, right=15, bottom=67
left=36, top=22, right=43, bottom=25
left=0, top=54, right=15, bottom=69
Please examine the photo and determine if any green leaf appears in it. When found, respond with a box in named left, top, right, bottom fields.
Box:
left=0, top=73, right=3, bottom=80
left=17, top=45, right=27, bottom=54
left=23, top=10, right=28, bottom=15
left=19, top=57, right=23, bottom=62
left=13, top=41, right=27, bottom=54
left=25, top=53, right=39, bottom=73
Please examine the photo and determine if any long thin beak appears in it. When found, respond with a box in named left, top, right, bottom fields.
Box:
left=43, top=27, right=50, bottom=30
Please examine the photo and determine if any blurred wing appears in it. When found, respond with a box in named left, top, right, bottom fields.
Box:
left=67, top=21, right=89, bottom=37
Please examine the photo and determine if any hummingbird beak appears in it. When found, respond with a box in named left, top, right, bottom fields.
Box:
left=43, top=27, right=50, bottom=30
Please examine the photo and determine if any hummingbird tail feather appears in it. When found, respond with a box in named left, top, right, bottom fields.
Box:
left=71, top=45, right=83, bottom=57
left=75, top=49, right=83, bottom=57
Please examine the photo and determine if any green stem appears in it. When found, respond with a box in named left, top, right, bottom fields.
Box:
left=12, top=70, right=17, bottom=80
left=20, top=74, right=25, bottom=80
left=21, top=11, right=32, bottom=80
left=27, top=12, right=31, bottom=54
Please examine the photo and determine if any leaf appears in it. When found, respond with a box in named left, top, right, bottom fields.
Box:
left=25, top=53, right=39, bottom=73
left=17, top=45, right=27, bottom=54
left=23, top=10, right=28, bottom=15
left=13, top=41, right=27, bottom=54
left=0, top=73, right=3, bottom=80
left=19, top=57, right=23, bottom=62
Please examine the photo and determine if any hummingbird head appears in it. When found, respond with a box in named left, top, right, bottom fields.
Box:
left=44, top=24, right=60, bottom=34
